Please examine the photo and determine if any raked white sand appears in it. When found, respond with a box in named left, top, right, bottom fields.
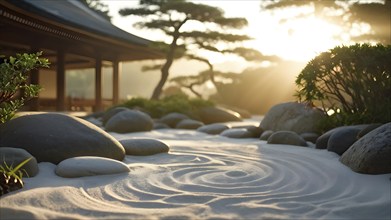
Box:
left=1, top=127, right=390, bottom=219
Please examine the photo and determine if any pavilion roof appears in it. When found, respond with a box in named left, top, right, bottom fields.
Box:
left=8, top=0, right=151, bottom=47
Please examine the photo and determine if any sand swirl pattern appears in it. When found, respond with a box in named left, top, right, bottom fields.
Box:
left=0, top=131, right=390, bottom=219
left=82, top=143, right=390, bottom=219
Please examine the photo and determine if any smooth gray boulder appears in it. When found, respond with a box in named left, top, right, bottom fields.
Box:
left=220, top=128, right=254, bottom=138
left=267, top=131, right=307, bottom=146
left=153, top=122, right=170, bottom=129
left=102, top=107, right=128, bottom=125
left=119, top=138, right=170, bottom=156
left=197, top=123, right=230, bottom=135
left=316, top=125, right=369, bottom=149
left=260, top=102, right=326, bottom=134
left=176, top=119, right=204, bottom=130
left=159, top=112, right=189, bottom=128
left=340, top=123, right=391, bottom=174
left=0, top=113, right=125, bottom=164
left=197, top=106, right=242, bottom=124
left=55, top=156, right=130, bottom=178
left=0, top=148, right=39, bottom=177
left=105, top=110, right=153, bottom=133
left=327, top=127, right=361, bottom=155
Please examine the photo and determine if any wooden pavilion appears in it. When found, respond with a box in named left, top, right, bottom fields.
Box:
left=0, top=0, right=163, bottom=112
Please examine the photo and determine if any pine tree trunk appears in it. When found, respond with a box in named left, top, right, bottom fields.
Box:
left=150, top=36, right=180, bottom=100
left=150, top=60, right=171, bottom=100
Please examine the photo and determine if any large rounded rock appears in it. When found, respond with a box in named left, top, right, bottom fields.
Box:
left=0, top=148, right=39, bottom=177
left=102, top=107, right=128, bottom=125
left=159, top=112, right=189, bottom=128
left=327, top=127, right=361, bottom=155
left=260, top=102, right=326, bottom=134
left=55, top=156, right=130, bottom=178
left=197, top=106, right=242, bottom=124
left=197, top=123, right=230, bottom=135
left=340, top=123, right=391, bottom=174
left=119, top=138, right=170, bottom=156
left=267, top=131, right=307, bottom=146
left=105, top=110, right=153, bottom=133
left=0, top=113, right=125, bottom=164
left=176, top=119, right=204, bottom=130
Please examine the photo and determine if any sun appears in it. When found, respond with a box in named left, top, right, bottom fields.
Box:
left=247, top=14, right=343, bottom=62
left=279, top=16, right=342, bottom=61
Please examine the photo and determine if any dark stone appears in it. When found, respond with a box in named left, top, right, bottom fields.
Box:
left=220, top=128, right=254, bottom=138
left=260, top=130, right=274, bottom=141
left=267, top=131, right=307, bottom=146
left=197, top=123, right=230, bottom=135
left=176, top=119, right=204, bottom=130
left=197, top=106, right=242, bottom=124
left=357, top=123, right=382, bottom=138
left=316, top=125, right=369, bottom=149
left=0, top=113, right=125, bottom=164
left=327, top=127, right=361, bottom=155
left=119, top=138, right=170, bottom=156
left=340, top=123, right=391, bottom=174
left=159, top=112, right=189, bottom=128
left=153, top=122, right=170, bottom=129
left=105, top=110, right=153, bottom=133
left=101, top=107, right=128, bottom=125
left=246, top=126, right=264, bottom=138
left=0, top=147, right=39, bottom=177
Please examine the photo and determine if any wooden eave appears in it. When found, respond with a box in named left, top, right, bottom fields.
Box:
left=0, top=1, right=164, bottom=62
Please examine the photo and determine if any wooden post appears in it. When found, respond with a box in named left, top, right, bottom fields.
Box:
left=95, top=57, right=103, bottom=112
left=113, top=60, right=120, bottom=105
left=56, top=50, right=66, bottom=111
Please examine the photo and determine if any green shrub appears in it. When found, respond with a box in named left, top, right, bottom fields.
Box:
left=0, top=52, right=49, bottom=123
left=118, top=94, right=214, bottom=118
left=296, top=43, right=391, bottom=129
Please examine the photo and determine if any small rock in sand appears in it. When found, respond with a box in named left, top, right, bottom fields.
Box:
left=55, top=156, right=130, bottom=178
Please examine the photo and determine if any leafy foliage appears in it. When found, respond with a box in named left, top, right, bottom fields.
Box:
left=296, top=43, right=391, bottom=128
left=118, top=94, right=214, bottom=118
left=0, top=52, right=49, bottom=123
left=0, top=158, right=32, bottom=196
left=120, top=0, right=252, bottom=99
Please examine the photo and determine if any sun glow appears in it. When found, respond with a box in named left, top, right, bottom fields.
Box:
left=284, top=17, right=340, bottom=60
left=107, top=1, right=352, bottom=66
left=247, top=15, right=342, bottom=62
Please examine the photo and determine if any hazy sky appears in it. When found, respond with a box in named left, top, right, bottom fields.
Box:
left=103, top=1, right=363, bottom=58
left=101, top=0, right=377, bottom=76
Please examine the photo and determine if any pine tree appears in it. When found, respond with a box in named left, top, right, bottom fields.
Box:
left=119, top=0, right=252, bottom=99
